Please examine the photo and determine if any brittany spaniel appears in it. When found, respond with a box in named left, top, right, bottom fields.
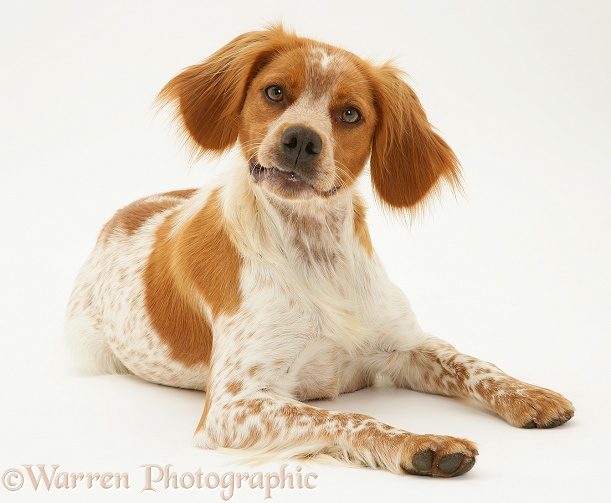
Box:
left=66, top=25, right=574, bottom=477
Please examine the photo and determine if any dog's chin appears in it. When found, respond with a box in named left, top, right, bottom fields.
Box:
left=249, top=162, right=339, bottom=200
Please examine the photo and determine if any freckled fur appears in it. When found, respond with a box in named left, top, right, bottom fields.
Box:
left=66, top=24, right=574, bottom=478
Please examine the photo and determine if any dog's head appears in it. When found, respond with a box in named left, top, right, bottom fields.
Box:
left=158, top=25, right=460, bottom=211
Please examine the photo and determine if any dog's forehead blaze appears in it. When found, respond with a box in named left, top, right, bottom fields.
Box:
left=304, top=47, right=351, bottom=98
left=253, top=44, right=373, bottom=107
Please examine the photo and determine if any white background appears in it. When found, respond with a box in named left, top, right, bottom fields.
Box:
left=1, top=1, right=610, bottom=501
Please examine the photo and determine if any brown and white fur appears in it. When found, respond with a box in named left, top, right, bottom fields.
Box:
left=66, top=25, right=574, bottom=477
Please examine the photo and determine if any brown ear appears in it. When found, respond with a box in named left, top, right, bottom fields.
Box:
left=157, top=25, right=298, bottom=155
left=369, top=63, right=461, bottom=213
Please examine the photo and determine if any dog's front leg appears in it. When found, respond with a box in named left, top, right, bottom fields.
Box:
left=390, top=336, right=574, bottom=428
left=194, top=388, right=478, bottom=477
left=192, top=346, right=477, bottom=477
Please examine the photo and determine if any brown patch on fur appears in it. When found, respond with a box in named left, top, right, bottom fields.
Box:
left=144, top=188, right=242, bottom=367
left=144, top=217, right=213, bottom=366
left=176, top=189, right=243, bottom=317
left=248, top=364, right=262, bottom=377
left=353, top=195, right=373, bottom=256
left=99, top=189, right=196, bottom=244
left=246, top=400, right=265, bottom=415
left=226, top=380, right=244, bottom=395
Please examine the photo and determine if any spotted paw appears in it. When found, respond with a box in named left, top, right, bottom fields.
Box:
left=401, top=435, right=478, bottom=477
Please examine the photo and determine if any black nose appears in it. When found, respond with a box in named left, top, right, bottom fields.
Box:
left=280, top=126, right=322, bottom=169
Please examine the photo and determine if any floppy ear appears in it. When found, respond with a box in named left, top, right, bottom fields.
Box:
left=369, top=63, right=461, bottom=213
left=157, top=25, right=298, bottom=155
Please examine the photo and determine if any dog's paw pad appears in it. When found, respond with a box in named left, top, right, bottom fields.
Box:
left=412, top=449, right=434, bottom=471
left=453, top=456, right=476, bottom=476
left=403, top=436, right=478, bottom=478
left=438, top=453, right=464, bottom=475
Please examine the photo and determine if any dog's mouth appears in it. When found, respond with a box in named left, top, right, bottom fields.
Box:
left=249, top=162, right=340, bottom=198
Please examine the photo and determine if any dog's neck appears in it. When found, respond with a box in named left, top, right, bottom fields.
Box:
left=222, top=165, right=360, bottom=268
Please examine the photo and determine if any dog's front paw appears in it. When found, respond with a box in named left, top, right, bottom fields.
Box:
left=401, top=435, right=478, bottom=477
left=491, top=381, right=575, bottom=429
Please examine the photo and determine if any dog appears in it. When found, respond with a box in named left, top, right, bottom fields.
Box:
left=66, top=25, right=574, bottom=477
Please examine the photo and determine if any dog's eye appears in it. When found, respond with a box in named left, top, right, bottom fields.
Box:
left=264, top=85, right=284, bottom=103
left=340, top=107, right=361, bottom=124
